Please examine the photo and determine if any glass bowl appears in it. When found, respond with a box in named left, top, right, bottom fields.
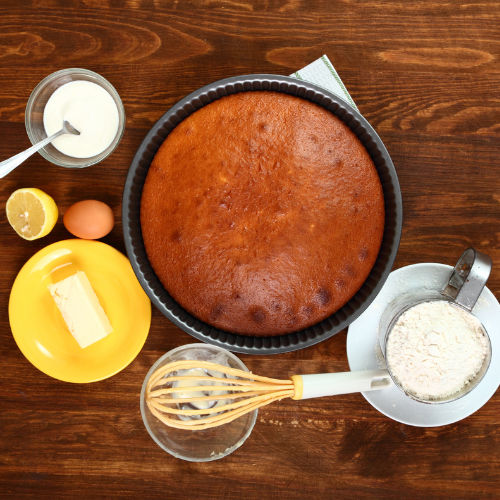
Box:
left=25, top=68, right=125, bottom=168
left=140, top=344, right=257, bottom=462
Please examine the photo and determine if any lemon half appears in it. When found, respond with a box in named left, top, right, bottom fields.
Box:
left=6, top=188, right=58, bottom=240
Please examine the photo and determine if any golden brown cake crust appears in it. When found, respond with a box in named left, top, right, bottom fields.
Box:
left=140, top=91, right=385, bottom=336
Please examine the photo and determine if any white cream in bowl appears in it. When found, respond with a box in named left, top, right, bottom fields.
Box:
left=43, top=80, right=119, bottom=158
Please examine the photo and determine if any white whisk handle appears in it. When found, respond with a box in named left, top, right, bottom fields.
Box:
left=291, top=370, right=392, bottom=400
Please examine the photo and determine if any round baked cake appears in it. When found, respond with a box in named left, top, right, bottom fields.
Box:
left=140, top=91, right=385, bottom=336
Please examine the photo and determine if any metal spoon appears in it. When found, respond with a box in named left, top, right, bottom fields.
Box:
left=0, top=121, right=80, bottom=178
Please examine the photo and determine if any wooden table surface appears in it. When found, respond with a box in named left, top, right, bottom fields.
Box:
left=2, top=1, right=500, bottom=498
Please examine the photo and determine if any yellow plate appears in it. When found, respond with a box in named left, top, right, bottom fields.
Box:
left=9, top=239, right=151, bottom=383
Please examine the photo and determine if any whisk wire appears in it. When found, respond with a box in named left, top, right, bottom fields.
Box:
left=147, top=360, right=291, bottom=391
left=152, top=375, right=289, bottom=387
left=149, top=389, right=295, bottom=416
left=147, top=388, right=294, bottom=431
left=149, top=389, right=288, bottom=404
left=151, top=383, right=291, bottom=397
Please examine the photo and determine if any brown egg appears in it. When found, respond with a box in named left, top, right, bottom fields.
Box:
left=63, top=200, right=114, bottom=240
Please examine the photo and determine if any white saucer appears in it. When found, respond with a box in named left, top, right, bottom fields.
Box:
left=346, top=263, right=500, bottom=427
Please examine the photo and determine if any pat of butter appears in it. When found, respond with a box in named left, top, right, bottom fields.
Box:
left=48, top=271, right=113, bottom=349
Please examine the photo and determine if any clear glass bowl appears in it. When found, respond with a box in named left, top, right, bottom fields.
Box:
left=140, top=344, right=257, bottom=462
left=25, top=68, right=125, bottom=168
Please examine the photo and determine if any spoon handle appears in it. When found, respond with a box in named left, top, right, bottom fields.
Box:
left=0, top=129, right=65, bottom=179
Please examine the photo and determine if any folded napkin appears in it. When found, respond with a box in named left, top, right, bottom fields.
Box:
left=292, top=55, right=358, bottom=111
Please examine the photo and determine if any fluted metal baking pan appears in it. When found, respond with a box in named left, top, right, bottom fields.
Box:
left=123, top=74, right=403, bottom=354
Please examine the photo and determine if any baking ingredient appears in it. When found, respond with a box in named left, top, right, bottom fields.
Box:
left=48, top=271, right=113, bottom=348
left=386, top=301, right=488, bottom=399
left=63, top=200, right=114, bottom=239
left=6, top=188, right=58, bottom=240
left=43, top=80, right=119, bottom=158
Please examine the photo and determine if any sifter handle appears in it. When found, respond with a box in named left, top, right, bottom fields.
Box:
left=441, top=247, right=492, bottom=312
left=291, top=370, right=392, bottom=400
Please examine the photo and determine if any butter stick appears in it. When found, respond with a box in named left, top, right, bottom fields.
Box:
left=48, top=271, right=113, bottom=349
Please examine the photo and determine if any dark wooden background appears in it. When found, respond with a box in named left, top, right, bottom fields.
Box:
left=1, top=1, right=500, bottom=498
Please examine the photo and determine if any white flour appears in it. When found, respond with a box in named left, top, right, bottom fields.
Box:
left=386, top=301, right=488, bottom=400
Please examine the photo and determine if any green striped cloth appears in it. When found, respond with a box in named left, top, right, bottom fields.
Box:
left=291, top=55, right=358, bottom=111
